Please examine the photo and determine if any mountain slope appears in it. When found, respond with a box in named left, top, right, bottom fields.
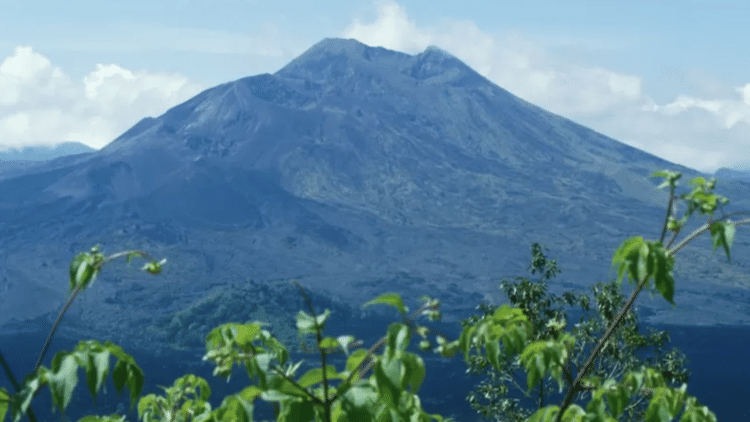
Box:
left=1, top=38, right=749, bottom=357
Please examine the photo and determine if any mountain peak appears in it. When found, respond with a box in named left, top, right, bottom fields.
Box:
left=275, top=38, right=411, bottom=80
left=301, top=37, right=370, bottom=58
left=276, top=38, right=484, bottom=89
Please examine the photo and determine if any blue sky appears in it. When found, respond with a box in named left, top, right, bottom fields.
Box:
left=1, top=0, right=749, bottom=173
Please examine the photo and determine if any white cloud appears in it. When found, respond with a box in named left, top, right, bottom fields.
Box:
left=343, top=2, right=651, bottom=117
left=0, top=46, right=203, bottom=149
left=343, top=1, right=750, bottom=173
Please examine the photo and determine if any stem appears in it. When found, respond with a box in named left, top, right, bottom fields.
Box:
left=538, top=379, right=544, bottom=408
left=659, top=194, right=675, bottom=244
left=293, top=282, right=331, bottom=421
left=0, top=352, right=21, bottom=393
left=329, top=300, right=440, bottom=403
left=34, top=250, right=154, bottom=373
left=271, top=366, right=325, bottom=405
left=554, top=274, right=650, bottom=421
left=35, top=284, right=83, bottom=372
left=25, top=249, right=155, bottom=422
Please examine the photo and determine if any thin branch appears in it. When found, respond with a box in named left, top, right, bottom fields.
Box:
left=554, top=213, right=750, bottom=420
left=292, top=282, right=331, bottom=420
left=34, top=250, right=157, bottom=372
left=668, top=217, right=750, bottom=257
left=554, top=274, right=650, bottom=421
left=329, top=300, right=439, bottom=403
left=271, top=365, right=326, bottom=406
left=659, top=194, right=675, bottom=244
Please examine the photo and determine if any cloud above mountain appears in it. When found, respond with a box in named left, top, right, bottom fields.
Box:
left=342, top=1, right=750, bottom=173
left=0, top=46, right=203, bottom=149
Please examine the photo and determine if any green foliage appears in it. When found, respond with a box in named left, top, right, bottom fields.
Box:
left=9, top=340, right=143, bottom=422
left=462, top=242, right=692, bottom=421
left=1, top=169, right=747, bottom=422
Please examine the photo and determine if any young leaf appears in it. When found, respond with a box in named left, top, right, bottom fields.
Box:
left=84, top=348, right=111, bottom=405
left=374, top=359, right=401, bottom=409
left=363, top=293, right=407, bottom=315
left=709, top=221, right=736, bottom=263
left=296, top=310, right=331, bottom=335
left=345, top=349, right=368, bottom=378
left=401, top=354, right=425, bottom=393
left=611, top=236, right=645, bottom=285
left=46, top=354, right=79, bottom=413
left=298, top=365, right=340, bottom=388
left=0, top=388, right=9, bottom=422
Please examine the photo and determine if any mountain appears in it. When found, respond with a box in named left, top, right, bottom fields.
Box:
left=0, top=141, right=95, bottom=178
left=0, top=141, right=95, bottom=161
left=715, top=166, right=750, bottom=182
left=1, top=38, right=749, bottom=360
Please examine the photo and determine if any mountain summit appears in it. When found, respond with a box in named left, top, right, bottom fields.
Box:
left=1, top=38, right=749, bottom=353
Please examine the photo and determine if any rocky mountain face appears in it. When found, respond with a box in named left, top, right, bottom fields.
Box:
left=1, top=38, right=749, bottom=359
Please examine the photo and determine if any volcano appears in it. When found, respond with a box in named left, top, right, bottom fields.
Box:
left=1, top=38, right=749, bottom=357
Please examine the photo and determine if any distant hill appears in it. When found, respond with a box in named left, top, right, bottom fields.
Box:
left=0, top=141, right=95, bottom=161
left=714, top=166, right=750, bottom=182
left=0, top=142, right=96, bottom=177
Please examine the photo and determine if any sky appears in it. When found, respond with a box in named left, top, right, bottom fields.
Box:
left=1, top=0, right=749, bottom=173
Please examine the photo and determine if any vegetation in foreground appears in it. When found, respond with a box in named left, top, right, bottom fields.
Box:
left=0, top=170, right=748, bottom=421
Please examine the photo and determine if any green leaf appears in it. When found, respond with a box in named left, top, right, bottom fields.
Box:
left=112, top=360, right=144, bottom=410
left=12, top=375, right=42, bottom=421
left=688, top=176, right=707, bottom=188
left=296, top=310, right=331, bottom=335
left=70, top=254, right=98, bottom=291
left=401, top=353, right=425, bottom=393
left=84, top=348, right=110, bottom=405
left=319, top=336, right=339, bottom=350
left=234, top=324, right=261, bottom=348
left=709, top=221, right=735, bottom=263
left=374, top=359, right=401, bottom=409
left=141, top=259, right=166, bottom=275
left=644, top=242, right=676, bottom=305
left=272, top=377, right=311, bottom=400
left=644, top=389, right=675, bottom=422
left=604, top=383, right=629, bottom=419
left=346, top=349, right=368, bottom=376
left=214, top=394, right=254, bottom=422
left=298, top=365, right=340, bottom=388
left=612, top=236, right=645, bottom=285
left=278, top=400, right=315, bottom=422
left=528, top=405, right=559, bottom=422
left=0, top=388, right=10, bottom=422
left=237, top=385, right=263, bottom=402
left=125, top=252, right=141, bottom=264
left=363, top=293, right=407, bottom=315
left=69, top=252, right=88, bottom=291
left=385, top=323, right=410, bottom=359
left=485, top=340, right=501, bottom=373
left=47, top=354, right=79, bottom=412
left=336, top=335, right=356, bottom=355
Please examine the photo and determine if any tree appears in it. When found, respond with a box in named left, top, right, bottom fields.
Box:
left=463, top=243, right=689, bottom=421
